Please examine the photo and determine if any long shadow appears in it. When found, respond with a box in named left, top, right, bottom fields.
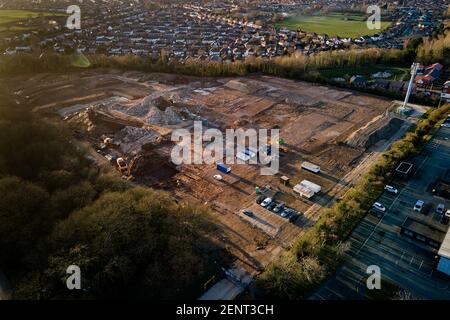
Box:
left=314, top=193, right=335, bottom=208
left=318, top=171, right=341, bottom=184
left=219, top=175, right=251, bottom=195
left=223, top=238, right=264, bottom=271
left=251, top=215, right=276, bottom=230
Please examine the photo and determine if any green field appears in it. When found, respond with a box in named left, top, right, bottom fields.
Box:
left=275, top=12, right=391, bottom=38
left=319, top=65, right=410, bottom=82
left=0, top=9, right=62, bottom=33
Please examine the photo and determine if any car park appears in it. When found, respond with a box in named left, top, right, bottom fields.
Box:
left=260, top=197, right=272, bottom=207
left=441, top=210, right=450, bottom=225
left=281, top=208, right=294, bottom=218
left=267, top=201, right=278, bottom=211
left=369, top=209, right=383, bottom=218
left=384, top=185, right=398, bottom=194
left=289, top=213, right=300, bottom=223
left=436, top=204, right=445, bottom=215
left=256, top=195, right=266, bottom=204
left=414, top=200, right=424, bottom=212
left=273, top=203, right=285, bottom=214
left=372, top=202, right=386, bottom=212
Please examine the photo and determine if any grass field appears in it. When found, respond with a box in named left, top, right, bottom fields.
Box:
left=0, top=9, right=62, bottom=33
left=319, top=65, right=410, bottom=81
left=275, top=12, right=391, bottom=38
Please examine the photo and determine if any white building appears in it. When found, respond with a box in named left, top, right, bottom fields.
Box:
left=437, top=228, right=450, bottom=276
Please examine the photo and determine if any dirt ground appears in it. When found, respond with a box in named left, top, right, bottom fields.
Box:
left=4, top=69, right=405, bottom=280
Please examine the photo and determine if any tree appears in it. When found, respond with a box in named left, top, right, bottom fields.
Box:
left=0, top=177, right=51, bottom=267
left=14, top=188, right=217, bottom=299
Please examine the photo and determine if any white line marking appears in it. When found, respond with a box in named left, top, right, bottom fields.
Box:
left=356, top=188, right=404, bottom=255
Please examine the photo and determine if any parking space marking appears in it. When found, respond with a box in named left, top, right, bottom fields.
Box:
left=356, top=188, right=404, bottom=255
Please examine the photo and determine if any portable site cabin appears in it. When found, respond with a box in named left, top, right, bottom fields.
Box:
left=300, top=180, right=321, bottom=194
left=293, top=184, right=315, bottom=199
left=301, top=161, right=321, bottom=174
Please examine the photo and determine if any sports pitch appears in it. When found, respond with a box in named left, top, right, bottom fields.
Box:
left=275, top=12, right=391, bottom=38
left=0, top=9, right=62, bottom=32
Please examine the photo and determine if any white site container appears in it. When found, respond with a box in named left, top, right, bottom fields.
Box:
left=293, top=184, right=315, bottom=199
left=301, top=161, right=321, bottom=174
left=300, top=180, right=321, bottom=194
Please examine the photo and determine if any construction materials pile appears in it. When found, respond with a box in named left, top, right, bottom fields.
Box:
left=345, top=115, right=407, bottom=149
left=124, top=93, right=189, bottom=125
left=114, top=126, right=161, bottom=155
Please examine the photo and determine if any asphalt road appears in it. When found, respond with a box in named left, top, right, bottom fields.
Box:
left=311, top=126, right=450, bottom=300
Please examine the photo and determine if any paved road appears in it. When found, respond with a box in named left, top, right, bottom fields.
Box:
left=311, top=126, right=450, bottom=300
left=198, top=265, right=253, bottom=300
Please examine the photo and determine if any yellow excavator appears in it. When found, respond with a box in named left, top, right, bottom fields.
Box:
left=117, top=155, right=141, bottom=181
left=267, top=137, right=288, bottom=153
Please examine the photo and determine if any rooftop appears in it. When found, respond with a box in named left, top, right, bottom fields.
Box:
left=401, top=217, right=446, bottom=243
left=439, top=227, right=450, bottom=259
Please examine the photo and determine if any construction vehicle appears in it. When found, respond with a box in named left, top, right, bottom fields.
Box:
left=267, top=137, right=288, bottom=153
left=120, top=155, right=142, bottom=181
left=279, top=145, right=289, bottom=153
left=116, top=157, right=128, bottom=173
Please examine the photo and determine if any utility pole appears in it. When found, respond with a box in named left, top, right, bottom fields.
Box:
left=400, top=62, right=420, bottom=112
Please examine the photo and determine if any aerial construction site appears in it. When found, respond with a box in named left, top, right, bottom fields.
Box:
left=6, top=69, right=426, bottom=295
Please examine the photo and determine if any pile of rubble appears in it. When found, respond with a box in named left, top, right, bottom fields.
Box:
left=114, top=126, right=161, bottom=154
left=67, top=108, right=95, bottom=132
left=125, top=93, right=187, bottom=125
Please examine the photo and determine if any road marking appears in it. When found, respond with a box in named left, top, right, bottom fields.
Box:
left=356, top=188, right=404, bottom=255
left=415, top=155, right=429, bottom=174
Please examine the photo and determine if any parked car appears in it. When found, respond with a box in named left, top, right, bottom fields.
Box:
left=261, top=197, right=272, bottom=207
left=281, top=208, right=294, bottom=218
left=369, top=209, right=383, bottom=218
left=373, top=202, right=386, bottom=212
left=414, top=200, right=425, bottom=212
left=289, top=213, right=300, bottom=223
left=213, top=174, right=223, bottom=181
left=384, top=185, right=398, bottom=194
left=256, top=195, right=266, bottom=204
left=436, top=203, right=445, bottom=215
left=440, top=210, right=450, bottom=224
left=267, top=201, right=278, bottom=211
left=273, top=203, right=285, bottom=214
left=243, top=210, right=253, bottom=217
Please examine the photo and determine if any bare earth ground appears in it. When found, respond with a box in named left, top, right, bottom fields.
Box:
left=2, top=69, right=418, bottom=299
